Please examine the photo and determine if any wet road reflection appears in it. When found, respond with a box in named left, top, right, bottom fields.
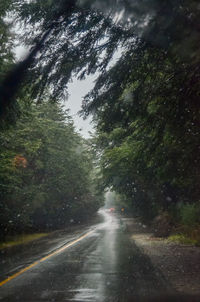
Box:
left=0, top=209, right=173, bottom=301
left=71, top=210, right=118, bottom=301
left=69, top=210, right=170, bottom=302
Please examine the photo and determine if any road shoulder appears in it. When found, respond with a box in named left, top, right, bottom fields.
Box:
left=0, top=221, right=97, bottom=283
left=123, top=217, right=200, bottom=296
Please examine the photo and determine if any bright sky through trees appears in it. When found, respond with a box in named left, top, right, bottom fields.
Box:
left=15, top=45, right=95, bottom=138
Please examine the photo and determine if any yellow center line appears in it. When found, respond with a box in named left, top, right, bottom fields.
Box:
left=0, top=230, right=93, bottom=287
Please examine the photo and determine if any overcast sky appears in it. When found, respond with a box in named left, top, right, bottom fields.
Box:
left=15, top=45, right=95, bottom=139
left=66, top=75, right=96, bottom=138
left=66, top=49, right=121, bottom=138
left=15, top=38, right=121, bottom=139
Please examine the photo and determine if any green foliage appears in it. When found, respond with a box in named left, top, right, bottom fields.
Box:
left=0, top=0, right=20, bottom=126
left=1, top=0, right=200, bottom=229
left=0, top=233, right=48, bottom=249
left=6, top=0, right=199, bottom=103
left=179, top=203, right=200, bottom=227
left=168, top=203, right=200, bottom=246
left=0, top=101, right=103, bottom=238
left=89, top=41, right=200, bottom=222
left=168, top=234, right=200, bottom=247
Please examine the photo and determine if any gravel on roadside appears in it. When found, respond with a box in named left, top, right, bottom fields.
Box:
left=123, top=217, right=200, bottom=296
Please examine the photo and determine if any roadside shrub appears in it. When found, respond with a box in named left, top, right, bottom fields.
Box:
left=179, top=203, right=200, bottom=227
left=168, top=234, right=200, bottom=246
left=152, top=211, right=173, bottom=237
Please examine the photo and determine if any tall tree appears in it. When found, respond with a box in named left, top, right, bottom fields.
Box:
left=0, top=0, right=19, bottom=125
left=90, top=42, right=200, bottom=219
left=1, top=0, right=199, bottom=113
left=0, top=100, right=103, bottom=238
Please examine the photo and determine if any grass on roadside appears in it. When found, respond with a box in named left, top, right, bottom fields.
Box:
left=0, top=233, right=49, bottom=250
left=168, top=233, right=200, bottom=246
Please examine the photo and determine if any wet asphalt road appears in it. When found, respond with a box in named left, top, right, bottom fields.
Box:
left=0, top=210, right=173, bottom=302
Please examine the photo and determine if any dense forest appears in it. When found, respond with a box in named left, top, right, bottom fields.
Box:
left=0, top=100, right=103, bottom=239
left=0, top=1, right=200, bottom=241
left=0, top=2, right=104, bottom=239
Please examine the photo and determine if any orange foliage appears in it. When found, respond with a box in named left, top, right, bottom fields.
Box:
left=13, top=155, right=27, bottom=168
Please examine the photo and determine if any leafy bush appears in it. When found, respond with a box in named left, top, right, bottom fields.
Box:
left=179, top=203, right=200, bottom=227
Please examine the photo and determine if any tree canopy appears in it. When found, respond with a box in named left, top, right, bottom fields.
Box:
left=1, top=0, right=200, bottom=112
left=0, top=0, right=200, bottom=227
left=88, top=40, right=200, bottom=220
left=0, top=100, right=103, bottom=239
